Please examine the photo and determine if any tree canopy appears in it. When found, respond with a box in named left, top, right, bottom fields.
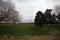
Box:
left=34, top=9, right=60, bottom=26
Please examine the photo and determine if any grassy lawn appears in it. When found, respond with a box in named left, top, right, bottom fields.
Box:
left=0, top=24, right=59, bottom=36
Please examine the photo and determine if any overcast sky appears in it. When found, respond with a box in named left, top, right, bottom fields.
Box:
left=11, top=0, right=60, bottom=23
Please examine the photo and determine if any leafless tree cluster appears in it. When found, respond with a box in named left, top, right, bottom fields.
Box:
left=0, top=0, right=20, bottom=23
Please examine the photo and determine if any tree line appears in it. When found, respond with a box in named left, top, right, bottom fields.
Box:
left=34, top=9, right=60, bottom=26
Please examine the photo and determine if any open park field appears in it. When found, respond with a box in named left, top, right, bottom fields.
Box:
left=0, top=24, right=60, bottom=40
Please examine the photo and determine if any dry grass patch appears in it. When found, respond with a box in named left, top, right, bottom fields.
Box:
left=0, top=33, right=60, bottom=40
left=0, top=35, right=54, bottom=40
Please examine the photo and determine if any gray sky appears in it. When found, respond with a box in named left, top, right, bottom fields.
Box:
left=11, top=0, right=60, bottom=23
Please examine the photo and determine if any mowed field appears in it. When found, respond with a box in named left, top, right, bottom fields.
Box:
left=0, top=24, right=60, bottom=40
left=0, top=24, right=59, bottom=36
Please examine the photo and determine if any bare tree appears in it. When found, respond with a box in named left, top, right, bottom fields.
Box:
left=53, top=5, right=60, bottom=16
left=0, top=0, right=20, bottom=23
left=53, top=5, right=60, bottom=21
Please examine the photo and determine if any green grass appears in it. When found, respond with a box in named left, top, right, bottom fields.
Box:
left=0, top=24, right=59, bottom=36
